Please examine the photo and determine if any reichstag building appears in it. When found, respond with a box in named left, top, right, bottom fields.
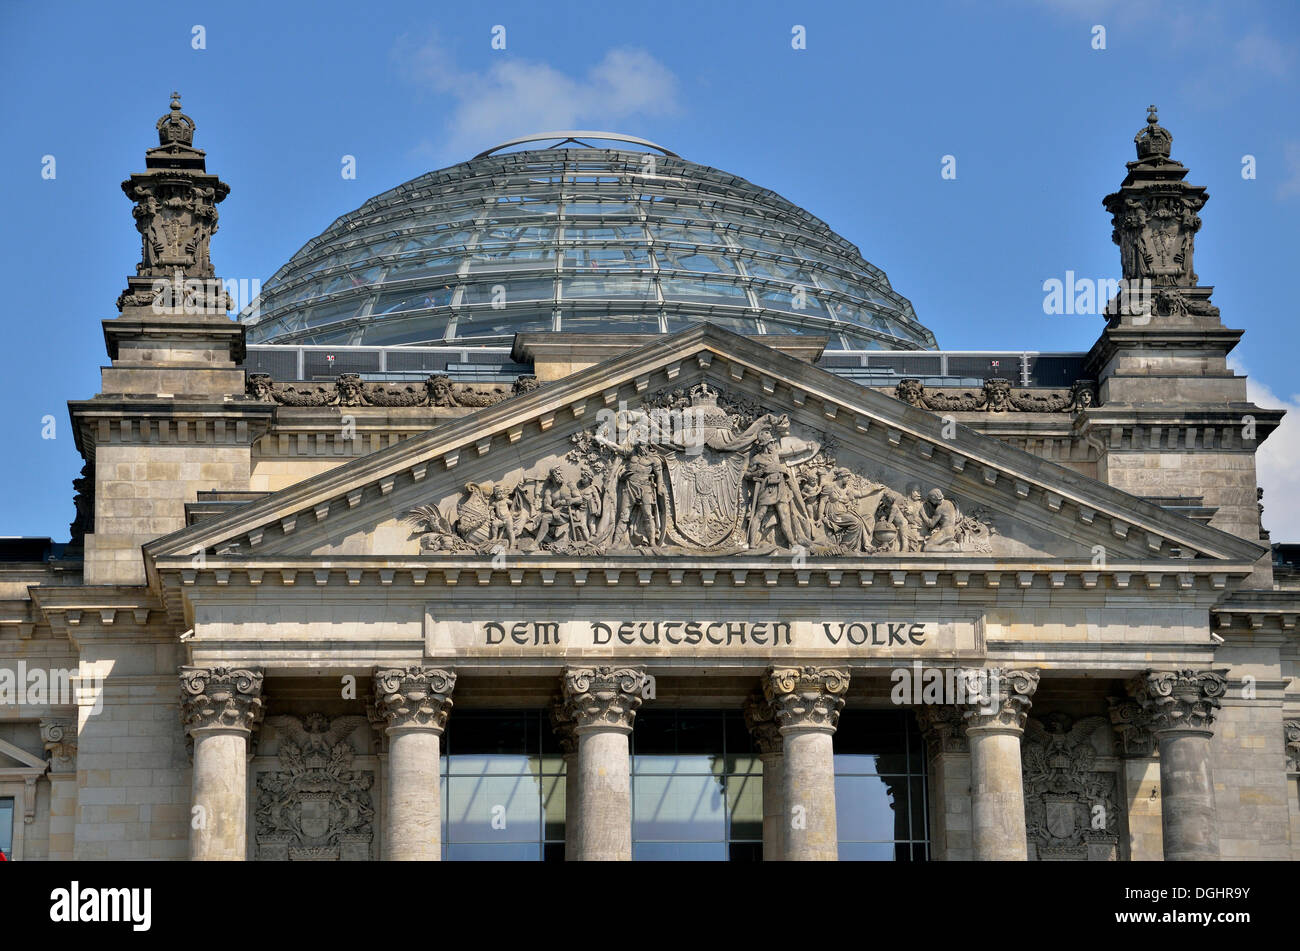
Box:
left=1, top=97, right=1296, bottom=862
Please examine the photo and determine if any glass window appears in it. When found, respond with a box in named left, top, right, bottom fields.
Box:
left=663, top=313, right=757, bottom=336
left=0, top=797, right=12, bottom=860
left=385, top=253, right=461, bottom=281
left=658, top=276, right=749, bottom=306
left=440, top=711, right=564, bottom=861
left=630, top=710, right=761, bottom=861
left=562, top=246, right=651, bottom=269
left=460, top=278, right=555, bottom=306
left=657, top=248, right=740, bottom=275
left=560, top=311, right=662, bottom=334
left=373, top=284, right=455, bottom=316
left=467, top=247, right=557, bottom=274
left=834, top=710, right=929, bottom=861
left=560, top=275, right=656, bottom=301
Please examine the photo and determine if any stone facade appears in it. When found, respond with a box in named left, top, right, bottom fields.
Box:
left=0, top=100, right=1296, bottom=863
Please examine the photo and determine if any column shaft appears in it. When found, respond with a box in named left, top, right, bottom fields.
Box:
left=962, top=667, right=1039, bottom=862
left=563, top=751, right=579, bottom=860
left=561, top=666, right=647, bottom=862
left=189, top=729, right=249, bottom=860
left=372, top=666, right=456, bottom=862
left=1158, top=731, right=1218, bottom=861
left=574, top=728, right=632, bottom=860
left=1128, top=670, right=1226, bottom=862
left=967, top=728, right=1028, bottom=860
left=759, top=751, right=785, bottom=861
left=782, top=728, right=837, bottom=860
left=178, top=666, right=263, bottom=862
left=762, top=666, right=849, bottom=862
left=385, top=728, right=443, bottom=860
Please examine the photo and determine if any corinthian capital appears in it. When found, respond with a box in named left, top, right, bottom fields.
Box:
left=549, top=694, right=579, bottom=756
left=1108, top=696, right=1157, bottom=757
left=1126, top=669, right=1227, bottom=738
left=743, top=692, right=783, bottom=754
left=178, top=666, right=265, bottom=735
left=371, top=666, right=456, bottom=732
left=961, top=668, right=1039, bottom=735
left=561, top=666, right=648, bottom=732
left=40, top=717, right=78, bottom=773
left=915, top=705, right=968, bottom=754
left=1285, top=720, right=1300, bottom=774
left=762, top=666, right=849, bottom=733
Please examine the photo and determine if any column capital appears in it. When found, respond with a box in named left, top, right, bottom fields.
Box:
left=1284, top=719, right=1299, bottom=774
left=549, top=694, right=579, bottom=755
left=1107, top=696, right=1157, bottom=757
left=40, top=717, right=78, bottom=774
left=179, top=666, right=265, bottom=735
left=962, top=668, right=1039, bottom=735
left=561, top=666, right=648, bottom=733
left=372, top=666, right=456, bottom=733
left=743, top=692, right=783, bottom=755
left=915, top=705, right=968, bottom=754
left=1126, top=669, right=1227, bottom=738
left=762, top=666, right=849, bottom=733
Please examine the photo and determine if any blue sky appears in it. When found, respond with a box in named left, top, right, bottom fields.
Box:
left=1, top=0, right=1298, bottom=540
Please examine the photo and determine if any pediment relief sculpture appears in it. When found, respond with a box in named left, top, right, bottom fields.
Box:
left=405, top=383, right=996, bottom=557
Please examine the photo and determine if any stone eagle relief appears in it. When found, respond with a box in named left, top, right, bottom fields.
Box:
left=405, top=383, right=995, bottom=556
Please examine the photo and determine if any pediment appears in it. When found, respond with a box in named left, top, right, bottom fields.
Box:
left=144, top=326, right=1266, bottom=578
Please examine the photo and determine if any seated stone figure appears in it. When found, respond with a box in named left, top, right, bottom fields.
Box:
left=921, top=488, right=962, bottom=552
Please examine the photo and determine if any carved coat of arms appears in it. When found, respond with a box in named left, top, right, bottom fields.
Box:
left=405, top=383, right=997, bottom=557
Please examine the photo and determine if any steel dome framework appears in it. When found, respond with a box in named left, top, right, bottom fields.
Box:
left=241, top=135, right=938, bottom=351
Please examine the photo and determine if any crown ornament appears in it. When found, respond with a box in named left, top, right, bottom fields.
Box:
left=157, top=90, right=196, bottom=147
left=1134, top=104, right=1173, bottom=161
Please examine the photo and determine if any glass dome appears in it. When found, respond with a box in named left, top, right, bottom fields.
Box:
left=240, top=132, right=937, bottom=351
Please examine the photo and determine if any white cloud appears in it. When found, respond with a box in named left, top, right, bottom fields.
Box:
left=1230, top=357, right=1300, bottom=542
left=395, top=35, right=680, bottom=161
left=1235, top=31, right=1292, bottom=78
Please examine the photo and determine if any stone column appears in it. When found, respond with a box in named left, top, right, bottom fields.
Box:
left=549, top=696, right=580, bottom=860
left=763, top=666, right=849, bottom=861
left=372, top=666, right=456, bottom=861
left=40, top=717, right=78, bottom=861
left=1128, top=669, right=1226, bottom=861
left=1108, top=696, right=1164, bottom=860
left=178, top=666, right=264, bottom=861
left=962, top=667, right=1039, bottom=861
left=561, top=666, right=648, bottom=861
left=915, top=706, right=971, bottom=861
left=743, top=693, right=784, bottom=861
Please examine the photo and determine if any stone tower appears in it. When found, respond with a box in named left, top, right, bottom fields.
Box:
left=1083, top=107, right=1284, bottom=580
left=70, top=95, right=272, bottom=585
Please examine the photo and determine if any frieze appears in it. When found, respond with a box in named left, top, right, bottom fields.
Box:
left=1022, top=713, right=1120, bottom=861
left=890, top=378, right=1096, bottom=415
left=405, top=382, right=996, bottom=556
left=245, top=372, right=539, bottom=408
left=424, top=616, right=982, bottom=658
left=254, top=714, right=374, bottom=862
